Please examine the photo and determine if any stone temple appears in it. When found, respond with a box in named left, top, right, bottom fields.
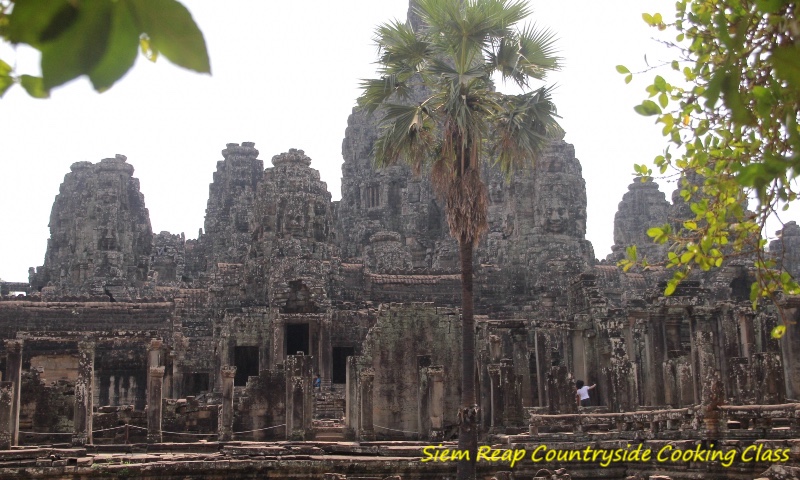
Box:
left=1, top=22, right=799, bottom=480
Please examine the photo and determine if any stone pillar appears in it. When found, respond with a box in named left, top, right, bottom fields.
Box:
left=0, top=382, right=13, bottom=449
left=512, top=331, right=532, bottom=408
left=546, top=365, right=576, bottom=414
left=148, top=338, right=163, bottom=371
left=3, top=341, right=22, bottom=447
left=285, top=354, right=312, bottom=440
left=487, top=363, right=502, bottom=428
left=219, top=365, right=236, bottom=441
left=147, top=366, right=165, bottom=443
left=500, top=359, right=523, bottom=426
left=418, top=364, right=431, bottom=438
left=607, top=336, right=636, bottom=412
left=665, top=316, right=682, bottom=353
left=72, top=341, right=94, bottom=446
left=646, top=314, right=667, bottom=406
left=345, top=356, right=361, bottom=439
left=422, top=365, right=444, bottom=440
left=752, top=353, right=785, bottom=404
left=694, top=330, right=717, bottom=402
left=272, top=316, right=286, bottom=368
left=779, top=306, right=800, bottom=401
left=170, top=351, right=183, bottom=399
left=358, top=367, right=375, bottom=441
left=320, top=316, right=332, bottom=390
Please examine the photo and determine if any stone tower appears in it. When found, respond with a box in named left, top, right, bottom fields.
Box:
left=606, top=178, right=670, bottom=264
left=31, top=155, right=153, bottom=299
left=203, top=142, right=263, bottom=269
left=245, top=149, right=339, bottom=310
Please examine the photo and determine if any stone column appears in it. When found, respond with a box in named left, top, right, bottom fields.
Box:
left=148, top=339, right=163, bottom=372
left=272, top=316, right=286, bottom=368
left=147, top=366, right=165, bottom=443
left=4, top=340, right=22, bottom=447
left=219, top=365, right=236, bottom=441
left=319, top=316, right=332, bottom=390
left=694, top=330, right=717, bottom=402
left=345, top=356, right=360, bottom=439
left=170, top=350, right=183, bottom=399
left=500, top=359, right=522, bottom=426
left=646, top=314, right=667, bottom=406
left=428, top=365, right=444, bottom=438
left=487, top=364, right=501, bottom=428
left=285, top=354, right=312, bottom=440
left=512, top=331, right=532, bottom=408
left=546, top=365, right=576, bottom=414
left=358, top=367, right=375, bottom=441
left=752, top=353, right=785, bottom=404
left=0, top=382, right=13, bottom=449
left=418, top=364, right=431, bottom=438
left=72, top=341, right=94, bottom=446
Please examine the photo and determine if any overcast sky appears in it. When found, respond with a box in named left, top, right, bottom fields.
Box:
left=3, top=0, right=777, bottom=282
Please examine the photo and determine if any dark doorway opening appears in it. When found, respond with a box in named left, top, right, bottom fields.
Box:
left=332, top=346, right=355, bottom=384
left=234, top=346, right=260, bottom=386
left=286, top=323, right=309, bottom=356
left=184, top=373, right=210, bottom=396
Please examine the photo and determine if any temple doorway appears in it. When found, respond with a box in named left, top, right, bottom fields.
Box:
left=234, top=346, right=259, bottom=386
left=286, top=323, right=309, bottom=356
left=331, top=346, right=354, bottom=384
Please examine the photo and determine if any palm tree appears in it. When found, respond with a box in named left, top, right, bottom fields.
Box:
left=358, top=0, right=561, bottom=477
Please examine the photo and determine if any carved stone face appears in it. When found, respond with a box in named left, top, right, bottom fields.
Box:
left=545, top=203, right=569, bottom=234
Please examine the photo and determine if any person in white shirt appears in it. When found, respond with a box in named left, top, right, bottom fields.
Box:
left=575, top=380, right=596, bottom=408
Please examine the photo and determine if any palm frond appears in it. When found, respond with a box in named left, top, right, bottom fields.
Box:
left=373, top=102, right=437, bottom=171
left=491, top=85, right=563, bottom=175
left=516, top=23, right=560, bottom=80
left=374, top=20, right=431, bottom=77
left=487, top=24, right=559, bottom=88
left=358, top=76, right=411, bottom=113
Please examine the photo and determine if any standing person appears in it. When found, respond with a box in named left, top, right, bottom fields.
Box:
left=313, top=374, right=321, bottom=391
left=575, top=380, right=596, bottom=408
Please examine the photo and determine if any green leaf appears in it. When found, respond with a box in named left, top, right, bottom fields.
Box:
left=654, top=75, right=666, bottom=92
left=658, top=92, right=668, bottom=108
left=19, top=75, right=50, bottom=98
left=642, top=13, right=655, bottom=25
left=634, top=100, right=662, bottom=116
left=88, top=0, right=140, bottom=92
left=625, top=74, right=632, bottom=84
left=616, top=65, right=630, bottom=74
left=39, top=2, right=114, bottom=89
left=772, top=45, right=800, bottom=94
left=664, top=281, right=677, bottom=296
left=5, top=0, right=71, bottom=47
left=647, top=227, right=663, bottom=238
left=0, top=75, right=13, bottom=98
left=130, top=0, right=210, bottom=74
left=756, top=0, right=784, bottom=13
left=704, top=69, right=724, bottom=109
left=0, top=59, right=13, bottom=98
left=771, top=325, right=786, bottom=339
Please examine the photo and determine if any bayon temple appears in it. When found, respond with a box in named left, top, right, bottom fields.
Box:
left=1, top=17, right=800, bottom=480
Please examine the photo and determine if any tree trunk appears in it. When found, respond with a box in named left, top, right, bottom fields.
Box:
left=456, top=234, right=478, bottom=480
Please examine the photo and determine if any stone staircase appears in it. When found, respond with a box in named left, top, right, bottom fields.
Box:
left=313, top=385, right=346, bottom=441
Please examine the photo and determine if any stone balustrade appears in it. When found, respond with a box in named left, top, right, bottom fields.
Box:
left=718, top=403, right=800, bottom=436
left=526, top=403, right=800, bottom=441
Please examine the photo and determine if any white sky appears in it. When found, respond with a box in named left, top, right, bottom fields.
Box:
left=2, top=0, right=782, bottom=282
